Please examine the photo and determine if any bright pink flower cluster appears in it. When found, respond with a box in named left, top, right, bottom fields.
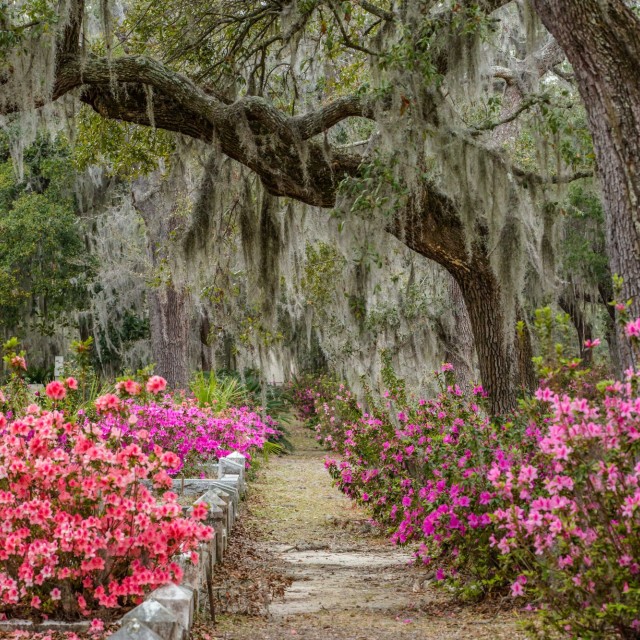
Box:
left=311, top=374, right=515, bottom=585
left=0, top=407, right=213, bottom=621
left=489, top=375, right=640, bottom=637
left=94, top=398, right=279, bottom=476
left=45, top=378, right=78, bottom=402
left=10, top=356, right=26, bottom=371
left=298, top=351, right=640, bottom=638
left=146, top=376, right=167, bottom=395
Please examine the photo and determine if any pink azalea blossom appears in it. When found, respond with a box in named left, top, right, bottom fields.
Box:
left=146, top=376, right=168, bottom=394
left=45, top=381, right=66, bottom=401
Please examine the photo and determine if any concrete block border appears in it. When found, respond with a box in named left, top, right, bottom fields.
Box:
left=0, top=451, right=248, bottom=640
left=110, top=450, right=249, bottom=640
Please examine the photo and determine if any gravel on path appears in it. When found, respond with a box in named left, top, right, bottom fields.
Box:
left=202, top=421, right=527, bottom=640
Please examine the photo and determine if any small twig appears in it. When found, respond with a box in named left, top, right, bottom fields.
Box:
left=470, top=95, right=546, bottom=135
left=206, top=562, right=216, bottom=624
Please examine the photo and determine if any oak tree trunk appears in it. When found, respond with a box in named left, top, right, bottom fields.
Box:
left=148, top=285, right=191, bottom=389
left=398, top=191, right=526, bottom=416
left=532, top=0, right=640, bottom=370
left=132, top=173, right=193, bottom=390
left=458, top=269, right=520, bottom=416
left=440, top=275, right=476, bottom=393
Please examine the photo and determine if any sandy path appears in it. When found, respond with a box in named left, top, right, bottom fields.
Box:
left=209, top=421, right=526, bottom=640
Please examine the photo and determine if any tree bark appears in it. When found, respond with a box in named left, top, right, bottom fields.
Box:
left=440, top=275, right=476, bottom=393
left=392, top=190, right=521, bottom=415
left=199, top=311, right=214, bottom=372
left=457, top=265, right=519, bottom=416
left=559, top=295, right=593, bottom=365
left=532, top=0, right=640, bottom=370
left=600, top=281, right=622, bottom=376
left=147, top=285, right=191, bottom=389
left=515, top=309, right=538, bottom=394
left=132, top=173, right=193, bottom=390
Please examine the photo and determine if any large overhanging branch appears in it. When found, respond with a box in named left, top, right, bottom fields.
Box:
left=57, top=54, right=373, bottom=207
left=53, top=54, right=380, bottom=139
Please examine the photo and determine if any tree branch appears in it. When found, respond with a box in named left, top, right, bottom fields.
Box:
left=471, top=94, right=547, bottom=134
left=51, top=53, right=378, bottom=140
left=357, top=1, right=394, bottom=22
left=533, top=37, right=566, bottom=77
left=56, top=53, right=376, bottom=208
left=511, top=167, right=593, bottom=184
left=327, top=0, right=380, bottom=57
left=292, top=94, right=380, bottom=139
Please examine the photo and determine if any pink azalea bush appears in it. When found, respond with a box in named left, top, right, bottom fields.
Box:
left=0, top=347, right=277, bottom=623
left=94, top=395, right=279, bottom=477
left=314, top=368, right=527, bottom=597
left=491, top=375, right=640, bottom=638
left=0, top=402, right=213, bottom=621
left=296, top=327, right=640, bottom=638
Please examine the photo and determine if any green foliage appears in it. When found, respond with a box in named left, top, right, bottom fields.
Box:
left=0, top=133, right=94, bottom=334
left=74, top=106, right=174, bottom=179
left=237, top=370, right=291, bottom=425
left=191, top=370, right=247, bottom=411
left=59, top=338, right=115, bottom=413
left=261, top=439, right=287, bottom=457
left=378, top=1, right=495, bottom=82
left=1, top=337, right=29, bottom=411
left=0, top=192, right=89, bottom=331
left=336, top=152, right=409, bottom=221
left=532, top=306, right=577, bottom=373
left=560, top=184, right=609, bottom=288
left=0, top=0, right=59, bottom=60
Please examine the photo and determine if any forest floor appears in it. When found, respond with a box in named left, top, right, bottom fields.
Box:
left=199, top=420, right=527, bottom=640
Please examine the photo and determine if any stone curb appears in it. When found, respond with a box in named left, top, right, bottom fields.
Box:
left=0, top=452, right=248, bottom=640
left=107, top=450, right=248, bottom=640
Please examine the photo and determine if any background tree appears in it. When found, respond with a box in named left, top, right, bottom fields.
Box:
left=0, top=132, right=93, bottom=336
left=531, top=0, right=640, bottom=372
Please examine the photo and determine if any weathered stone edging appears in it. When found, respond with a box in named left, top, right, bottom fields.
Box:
left=110, top=451, right=248, bottom=640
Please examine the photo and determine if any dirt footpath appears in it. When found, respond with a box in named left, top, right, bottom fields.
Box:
left=204, top=422, right=526, bottom=640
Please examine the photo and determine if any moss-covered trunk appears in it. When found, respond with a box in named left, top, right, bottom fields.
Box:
left=132, top=171, right=193, bottom=390
left=148, top=284, right=191, bottom=389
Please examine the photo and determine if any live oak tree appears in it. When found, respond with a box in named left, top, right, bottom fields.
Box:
left=0, top=0, right=633, bottom=413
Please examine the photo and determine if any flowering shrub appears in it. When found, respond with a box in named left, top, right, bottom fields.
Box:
left=314, top=369, right=529, bottom=596
left=286, top=374, right=348, bottom=428
left=297, top=323, right=640, bottom=637
left=491, top=375, right=640, bottom=639
left=0, top=349, right=276, bottom=622
left=0, top=406, right=213, bottom=621
left=93, top=395, right=279, bottom=477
